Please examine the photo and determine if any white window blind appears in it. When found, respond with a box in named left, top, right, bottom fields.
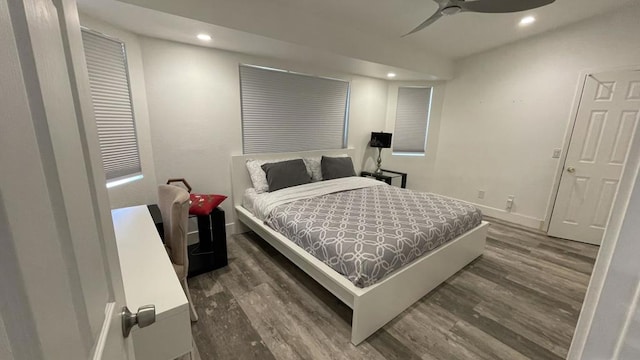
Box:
left=393, top=87, right=432, bottom=154
left=239, top=65, right=350, bottom=154
left=81, top=29, right=141, bottom=181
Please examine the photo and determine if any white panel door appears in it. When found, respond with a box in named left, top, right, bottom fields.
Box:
left=0, top=0, right=134, bottom=358
left=549, top=70, right=640, bottom=244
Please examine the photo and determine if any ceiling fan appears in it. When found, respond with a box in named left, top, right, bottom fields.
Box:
left=403, top=0, right=555, bottom=36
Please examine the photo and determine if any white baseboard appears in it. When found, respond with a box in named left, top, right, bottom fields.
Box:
left=469, top=202, right=544, bottom=230
left=225, top=222, right=235, bottom=235
left=229, top=220, right=252, bottom=235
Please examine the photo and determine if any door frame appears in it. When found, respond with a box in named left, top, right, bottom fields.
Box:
left=1, top=0, right=91, bottom=357
left=542, top=64, right=640, bottom=233
left=0, top=0, right=133, bottom=358
left=57, top=0, right=136, bottom=356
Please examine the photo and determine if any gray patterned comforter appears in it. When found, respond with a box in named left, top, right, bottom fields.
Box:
left=265, top=185, right=482, bottom=288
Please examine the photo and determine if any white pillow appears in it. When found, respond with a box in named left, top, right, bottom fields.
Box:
left=246, top=157, right=314, bottom=193
left=302, top=157, right=322, bottom=182
left=246, top=159, right=271, bottom=193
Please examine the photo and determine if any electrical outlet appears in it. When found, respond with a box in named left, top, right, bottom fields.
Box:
left=506, top=195, right=515, bottom=211
left=552, top=148, right=562, bottom=159
left=477, top=190, right=485, bottom=199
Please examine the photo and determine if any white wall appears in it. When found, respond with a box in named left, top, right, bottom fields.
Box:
left=0, top=316, right=12, bottom=360
left=420, top=4, right=640, bottom=228
left=79, top=15, right=159, bottom=209
left=619, top=296, right=640, bottom=359
left=138, top=36, right=388, bottom=230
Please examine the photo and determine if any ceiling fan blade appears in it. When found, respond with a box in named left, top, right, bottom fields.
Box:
left=460, top=0, right=555, bottom=13
left=402, top=11, right=443, bottom=37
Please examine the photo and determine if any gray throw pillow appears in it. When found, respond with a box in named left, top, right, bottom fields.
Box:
left=321, top=156, right=356, bottom=180
left=261, top=159, right=311, bottom=192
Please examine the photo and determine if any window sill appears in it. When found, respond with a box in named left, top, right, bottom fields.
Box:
left=392, top=152, right=425, bottom=157
left=106, top=174, right=144, bottom=188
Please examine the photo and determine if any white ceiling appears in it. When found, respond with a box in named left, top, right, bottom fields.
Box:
left=77, top=0, right=634, bottom=80
left=274, top=0, right=633, bottom=59
left=77, top=0, right=444, bottom=80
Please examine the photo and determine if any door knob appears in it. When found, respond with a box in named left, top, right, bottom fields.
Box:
left=566, top=166, right=576, bottom=173
left=122, top=305, right=156, bottom=337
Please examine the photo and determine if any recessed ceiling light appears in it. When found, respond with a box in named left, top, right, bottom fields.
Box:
left=519, top=16, right=536, bottom=26
left=197, top=33, right=212, bottom=41
left=387, top=72, right=397, bottom=78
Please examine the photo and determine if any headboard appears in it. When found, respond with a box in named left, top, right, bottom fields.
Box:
left=230, top=148, right=357, bottom=208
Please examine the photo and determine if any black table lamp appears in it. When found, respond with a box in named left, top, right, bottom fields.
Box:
left=370, top=132, right=392, bottom=174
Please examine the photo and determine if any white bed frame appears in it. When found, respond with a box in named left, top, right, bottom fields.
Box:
left=231, top=149, right=488, bottom=345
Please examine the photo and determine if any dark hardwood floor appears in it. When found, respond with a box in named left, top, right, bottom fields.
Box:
left=187, top=217, right=599, bottom=360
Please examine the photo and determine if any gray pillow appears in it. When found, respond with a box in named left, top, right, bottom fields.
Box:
left=321, top=156, right=356, bottom=180
left=261, top=159, right=311, bottom=192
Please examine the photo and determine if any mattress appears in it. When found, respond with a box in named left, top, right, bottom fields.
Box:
left=243, top=177, right=482, bottom=288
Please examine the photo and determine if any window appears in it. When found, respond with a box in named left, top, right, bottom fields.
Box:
left=239, top=65, right=350, bottom=154
left=392, top=87, right=433, bottom=155
left=81, top=29, right=142, bottom=184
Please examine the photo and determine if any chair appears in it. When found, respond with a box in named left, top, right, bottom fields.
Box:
left=158, top=184, right=198, bottom=322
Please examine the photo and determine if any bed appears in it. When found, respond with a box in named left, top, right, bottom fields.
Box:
left=231, top=149, right=488, bottom=345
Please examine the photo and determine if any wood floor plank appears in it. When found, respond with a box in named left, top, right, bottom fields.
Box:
left=419, top=281, right=565, bottom=360
left=236, top=283, right=338, bottom=360
left=484, top=249, right=590, bottom=302
left=189, top=278, right=275, bottom=360
left=233, top=234, right=387, bottom=359
left=544, top=238, right=600, bottom=259
left=470, top=260, right=581, bottom=319
left=486, top=217, right=598, bottom=259
left=529, top=246, right=595, bottom=275
left=188, top=217, right=598, bottom=360
left=486, top=236, right=532, bottom=256
left=366, top=330, right=423, bottom=360
left=473, top=302, right=570, bottom=358
left=452, top=272, right=577, bottom=330
left=235, top=232, right=357, bottom=324
left=536, top=242, right=597, bottom=264
left=385, top=305, right=484, bottom=360
left=450, top=320, right=529, bottom=360
left=433, top=298, right=564, bottom=360
left=488, top=245, right=592, bottom=285
left=235, top=232, right=354, bottom=325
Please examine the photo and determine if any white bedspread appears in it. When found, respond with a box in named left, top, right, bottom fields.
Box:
left=246, top=176, right=382, bottom=221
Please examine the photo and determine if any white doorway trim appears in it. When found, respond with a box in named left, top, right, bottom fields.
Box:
left=1, top=0, right=134, bottom=358
left=542, top=64, right=640, bottom=233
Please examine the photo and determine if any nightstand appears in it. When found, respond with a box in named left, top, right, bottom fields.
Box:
left=360, top=169, right=407, bottom=188
left=147, top=204, right=228, bottom=277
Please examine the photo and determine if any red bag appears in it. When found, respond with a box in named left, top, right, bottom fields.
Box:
left=166, top=178, right=227, bottom=216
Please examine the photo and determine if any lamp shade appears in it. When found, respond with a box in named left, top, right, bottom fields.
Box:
left=370, top=132, right=392, bottom=148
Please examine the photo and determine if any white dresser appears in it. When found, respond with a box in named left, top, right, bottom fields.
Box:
left=112, top=205, right=192, bottom=360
